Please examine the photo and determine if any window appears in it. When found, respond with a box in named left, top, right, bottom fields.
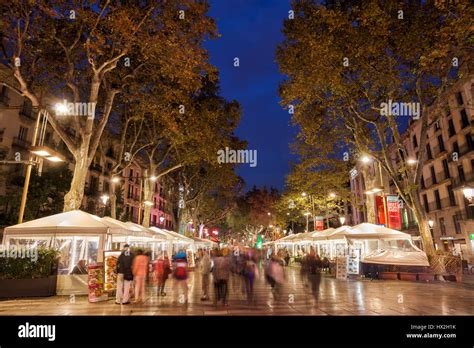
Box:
left=456, top=92, right=464, bottom=106
left=453, top=141, right=459, bottom=156
left=442, top=159, right=450, bottom=179
left=453, top=215, right=462, bottom=234
left=426, top=144, right=433, bottom=160
left=466, top=133, right=474, bottom=150
left=0, top=86, right=9, bottom=104
left=21, top=99, right=33, bottom=116
left=460, top=109, right=469, bottom=128
left=447, top=185, right=456, bottom=206
left=423, top=194, right=429, bottom=213
left=437, top=135, right=445, bottom=152
left=434, top=190, right=441, bottom=210
left=458, top=165, right=465, bottom=183
left=18, top=126, right=28, bottom=141
left=430, top=166, right=437, bottom=185
left=412, top=135, right=418, bottom=148
left=421, top=175, right=426, bottom=189
left=439, top=217, right=446, bottom=236
left=448, top=119, right=456, bottom=137
left=104, top=181, right=109, bottom=193
left=434, top=121, right=440, bottom=131
left=127, top=185, right=133, bottom=199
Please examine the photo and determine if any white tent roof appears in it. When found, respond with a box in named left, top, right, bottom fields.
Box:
left=4, top=210, right=129, bottom=235
left=190, top=236, right=216, bottom=245
left=362, top=249, right=430, bottom=266
left=149, top=226, right=194, bottom=242
left=330, top=223, right=411, bottom=240
left=311, top=227, right=338, bottom=239
left=103, top=217, right=166, bottom=240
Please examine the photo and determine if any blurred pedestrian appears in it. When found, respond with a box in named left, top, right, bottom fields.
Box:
left=154, top=253, right=171, bottom=296
left=172, top=251, right=188, bottom=304
left=268, top=256, right=284, bottom=300
left=200, top=251, right=212, bottom=301
left=243, top=254, right=259, bottom=304
left=132, top=249, right=149, bottom=303
left=115, top=244, right=134, bottom=305
left=212, top=249, right=231, bottom=306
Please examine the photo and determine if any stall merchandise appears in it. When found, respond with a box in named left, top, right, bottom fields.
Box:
left=87, top=263, right=107, bottom=302
left=104, top=251, right=121, bottom=292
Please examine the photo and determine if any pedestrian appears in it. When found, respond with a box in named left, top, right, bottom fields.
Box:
left=212, top=249, right=231, bottom=306
left=115, top=244, right=134, bottom=305
left=154, top=253, right=171, bottom=296
left=172, top=251, right=189, bottom=304
left=243, top=254, right=259, bottom=304
left=269, top=256, right=284, bottom=300
left=70, top=259, right=87, bottom=275
left=200, top=251, right=212, bottom=301
left=132, top=249, right=149, bottom=303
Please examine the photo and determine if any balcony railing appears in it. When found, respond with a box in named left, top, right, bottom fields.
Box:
left=425, top=197, right=458, bottom=212
left=423, top=172, right=450, bottom=189
left=12, top=136, right=31, bottom=149
left=451, top=170, right=474, bottom=189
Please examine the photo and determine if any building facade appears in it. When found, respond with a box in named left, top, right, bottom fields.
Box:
left=0, top=84, right=175, bottom=230
left=347, top=74, right=474, bottom=259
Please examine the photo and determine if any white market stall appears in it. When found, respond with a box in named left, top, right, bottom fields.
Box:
left=2, top=210, right=137, bottom=295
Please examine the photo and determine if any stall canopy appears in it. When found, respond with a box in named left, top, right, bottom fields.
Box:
left=3, top=210, right=130, bottom=236
left=311, top=227, right=337, bottom=240
left=148, top=227, right=194, bottom=243
left=327, top=223, right=411, bottom=240
left=362, top=249, right=430, bottom=266
left=102, top=217, right=166, bottom=240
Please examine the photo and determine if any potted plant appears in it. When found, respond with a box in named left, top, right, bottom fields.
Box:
left=379, top=264, right=399, bottom=280
left=0, top=247, right=59, bottom=298
left=399, top=272, right=417, bottom=281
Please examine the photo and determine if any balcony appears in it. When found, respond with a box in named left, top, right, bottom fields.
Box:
left=422, top=172, right=451, bottom=190
left=431, top=144, right=448, bottom=157
left=425, top=197, right=458, bottom=212
left=12, top=136, right=31, bottom=150
left=448, top=143, right=474, bottom=162
left=451, top=170, right=474, bottom=189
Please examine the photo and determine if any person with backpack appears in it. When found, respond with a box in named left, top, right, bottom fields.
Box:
left=115, top=244, right=134, bottom=305
left=154, top=253, right=171, bottom=296
left=172, top=251, right=188, bottom=304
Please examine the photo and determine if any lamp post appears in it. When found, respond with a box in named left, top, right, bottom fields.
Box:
left=304, top=212, right=311, bottom=232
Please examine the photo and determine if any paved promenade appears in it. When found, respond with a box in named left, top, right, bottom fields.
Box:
left=0, top=267, right=472, bottom=315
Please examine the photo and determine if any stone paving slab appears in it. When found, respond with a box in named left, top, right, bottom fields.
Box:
left=0, top=267, right=472, bottom=316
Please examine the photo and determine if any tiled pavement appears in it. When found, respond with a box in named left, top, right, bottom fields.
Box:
left=0, top=266, right=472, bottom=316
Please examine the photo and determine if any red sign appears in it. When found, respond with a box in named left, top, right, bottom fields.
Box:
left=387, top=195, right=401, bottom=230
left=315, top=218, right=324, bottom=231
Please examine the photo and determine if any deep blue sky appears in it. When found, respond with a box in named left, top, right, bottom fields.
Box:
left=205, top=0, right=296, bottom=191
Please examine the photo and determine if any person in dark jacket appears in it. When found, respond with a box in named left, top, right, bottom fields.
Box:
left=115, top=244, right=134, bottom=304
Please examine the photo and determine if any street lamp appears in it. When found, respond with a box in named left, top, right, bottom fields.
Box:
left=100, top=194, right=109, bottom=205
left=360, top=155, right=371, bottom=163
left=339, top=216, right=346, bottom=225
left=329, top=192, right=336, bottom=198
left=407, top=158, right=418, bottom=165
left=462, top=187, right=474, bottom=206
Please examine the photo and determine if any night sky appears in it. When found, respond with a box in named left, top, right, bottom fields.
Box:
left=205, top=0, right=296, bottom=191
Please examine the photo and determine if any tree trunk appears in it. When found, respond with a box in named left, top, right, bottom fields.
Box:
left=410, top=192, right=436, bottom=257
left=142, top=175, right=154, bottom=228
left=63, top=146, right=89, bottom=211
left=109, top=182, right=117, bottom=219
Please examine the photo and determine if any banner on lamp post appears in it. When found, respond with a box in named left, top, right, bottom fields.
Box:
left=387, top=195, right=401, bottom=230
